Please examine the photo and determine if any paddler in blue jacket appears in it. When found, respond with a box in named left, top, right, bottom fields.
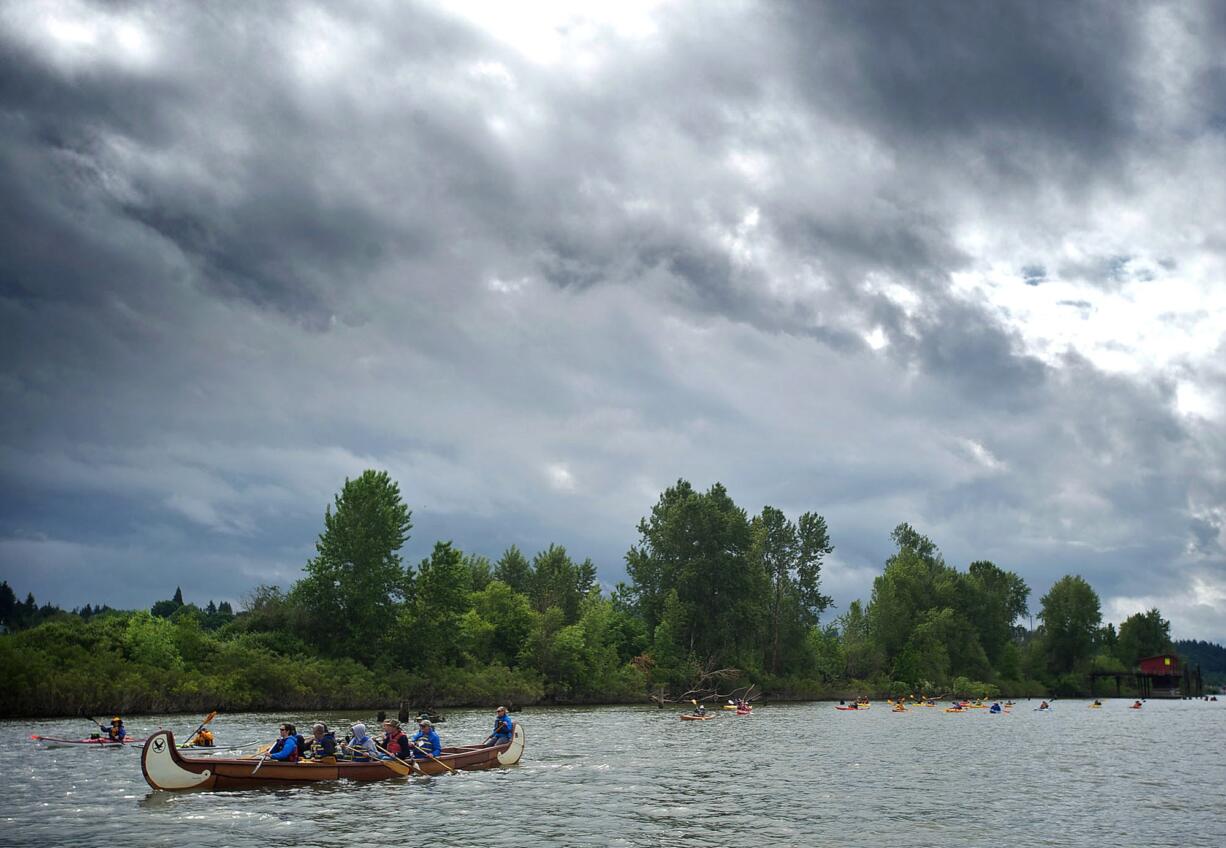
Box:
left=410, top=719, right=442, bottom=758
left=486, top=706, right=513, bottom=746
left=269, top=723, right=301, bottom=761
left=102, top=717, right=126, bottom=741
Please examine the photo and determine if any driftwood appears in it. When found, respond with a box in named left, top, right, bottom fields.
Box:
left=649, top=674, right=759, bottom=708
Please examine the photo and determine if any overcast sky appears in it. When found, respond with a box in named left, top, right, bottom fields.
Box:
left=2, top=0, right=1224, bottom=643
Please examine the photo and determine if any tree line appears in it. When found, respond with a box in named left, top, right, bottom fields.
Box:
left=0, top=471, right=1216, bottom=716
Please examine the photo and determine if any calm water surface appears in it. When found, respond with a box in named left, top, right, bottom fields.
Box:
left=3, top=699, right=1223, bottom=847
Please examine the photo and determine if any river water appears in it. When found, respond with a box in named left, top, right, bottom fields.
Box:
left=3, top=699, right=1223, bottom=847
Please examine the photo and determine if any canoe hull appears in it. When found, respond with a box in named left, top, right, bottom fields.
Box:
left=142, top=725, right=524, bottom=791
left=410, top=723, right=525, bottom=776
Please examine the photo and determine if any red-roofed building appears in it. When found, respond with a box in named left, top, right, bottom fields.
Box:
left=1137, top=654, right=1182, bottom=697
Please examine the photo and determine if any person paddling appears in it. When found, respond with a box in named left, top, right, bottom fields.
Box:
left=268, top=723, right=302, bottom=762
left=344, top=722, right=378, bottom=760
left=410, top=719, right=442, bottom=759
left=307, top=723, right=337, bottom=759
left=486, top=706, right=514, bottom=746
left=381, top=719, right=413, bottom=760
left=102, top=717, right=127, bottom=741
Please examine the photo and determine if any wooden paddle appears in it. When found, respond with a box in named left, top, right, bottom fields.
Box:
left=370, top=741, right=414, bottom=776
left=184, top=710, right=218, bottom=746
left=406, top=738, right=454, bottom=773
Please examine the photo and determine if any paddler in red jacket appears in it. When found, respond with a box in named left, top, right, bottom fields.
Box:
left=381, top=719, right=413, bottom=759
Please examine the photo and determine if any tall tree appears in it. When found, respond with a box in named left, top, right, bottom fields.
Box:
left=751, top=506, right=834, bottom=674
left=0, top=581, right=16, bottom=626
left=1115, top=608, right=1173, bottom=666
left=294, top=470, right=413, bottom=659
left=411, top=541, right=472, bottom=668
left=1038, top=575, right=1102, bottom=675
left=531, top=545, right=588, bottom=622
left=494, top=546, right=533, bottom=595
left=626, top=480, right=763, bottom=671
left=964, top=560, right=1030, bottom=667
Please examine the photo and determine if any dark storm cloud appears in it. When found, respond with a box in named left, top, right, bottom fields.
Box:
left=780, top=0, right=1141, bottom=156
left=1, top=0, right=1223, bottom=641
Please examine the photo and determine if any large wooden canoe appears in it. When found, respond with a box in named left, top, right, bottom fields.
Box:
left=141, top=724, right=525, bottom=791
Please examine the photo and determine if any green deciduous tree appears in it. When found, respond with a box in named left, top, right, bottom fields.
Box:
left=964, top=560, right=1030, bottom=667
left=750, top=506, right=834, bottom=675
left=626, top=480, right=764, bottom=673
left=410, top=541, right=473, bottom=669
left=468, top=580, right=537, bottom=666
left=1039, top=575, right=1102, bottom=675
left=493, top=546, right=533, bottom=595
left=531, top=545, right=596, bottom=623
left=1115, top=608, right=1173, bottom=666
left=294, top=470, right=413, bottom=660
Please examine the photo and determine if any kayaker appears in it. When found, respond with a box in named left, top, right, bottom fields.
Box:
left=1131, top=700, right=1143, bottom=709
left=410, top=719, right=442, bottom=759
left=103, top=717, right=126, bottom=741
left=307, top=723, right=337, bottom=759
left=381, top=719, right=412, bottom=759
left=269, top=723, right=301, bottom=762
left=344, top=722, right=378, bottom=760
left=989, top=702, right=1002, bottom=713
left=486, top=706, right=514, bottom=746
left=1092, top=699, right=1103, bottom=707
left=193, top=728, right=215, bottom=747
left=693, top=704, right=707, bottom=716
left=1038, top=701, right=1050, bottom=711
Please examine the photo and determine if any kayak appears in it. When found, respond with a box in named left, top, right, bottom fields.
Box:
left=680, top=713, right=716, bottom=721
left=722, top=705, right=738, bottom=710
left=944, top=708, right=966, bottom=713
left=735, top=709, right=752, bottom=716
left=32, top=735, right=146, bottom=748
left=835, top=706, right=867, bottom=711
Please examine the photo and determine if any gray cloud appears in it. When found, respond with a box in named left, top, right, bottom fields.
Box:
left=1, top=0, right=1224, bottom=642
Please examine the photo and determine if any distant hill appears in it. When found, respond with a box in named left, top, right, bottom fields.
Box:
left=1175, top=639, right=1226, bottom=685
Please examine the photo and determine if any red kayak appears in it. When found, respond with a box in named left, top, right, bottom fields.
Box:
left=32, top=735, right=146, bottom=748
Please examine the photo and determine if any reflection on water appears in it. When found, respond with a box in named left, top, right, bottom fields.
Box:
left=3, top=701, right=1224, bottom=846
